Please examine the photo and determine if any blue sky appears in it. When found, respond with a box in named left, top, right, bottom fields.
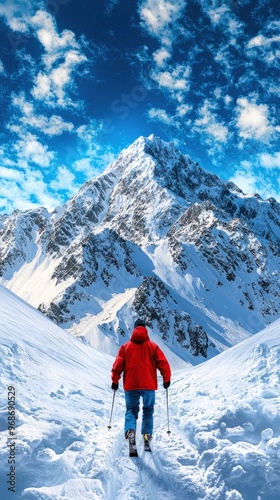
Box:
left=0, top=0, right=279, bottom=214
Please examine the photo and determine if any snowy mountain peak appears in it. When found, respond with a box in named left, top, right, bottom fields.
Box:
left=106, top=134, right=192, bottom=184
left=0, top=136, right=280, bottom=367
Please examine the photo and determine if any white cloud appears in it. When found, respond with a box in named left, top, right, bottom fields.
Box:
left=259, top=151, right=280, bottom=169
left=224, top=95, right=232, bottom=106
left=12, top=93, right=33, bottom=115
left=76, top=122, right=102, bottom=144
left=0, top=166, right=21, bottom=180
left=25, top=114, right=74, bottom=136
left=74, top=156, right=111, bottom=180
left=229, top=162, right=257, bottom=195
left=19, top=10, right=88, bottom=108
left=246, top=28, right=280, bottom=66
left=205, top=3, right=244, bottom=42
left=0, top=5, right=86, bottom=99
left=148, top=103, right=192, bottom=127
left=139, top=0, right=186, bottom=35
left=0, top=4, right=97, bottom=214
left=49, top=166, right=79, bottom=195
left=227, top=18, right=243, bottom=38
left=0, top=0, right=41, bottom=31
left=32, top=72, right=51, bottom=100
left=15, top=133, right=54, bottom=167
left=213, top=44, right=237, bottom=79
left=138, top=1, right=189, bottom=106
left=207, top=6, right=229, bottom=26
left=229, top=161, right=280, bottom=201
left=152, top=64, right=191, bottom=102
left=176, top=103, right=192, bottom=117
left=74, top=158, right=96, bottom=178
left=236, top=98, right=274, bottom=142
left=31, top=10, right=79, bottom=55
left=0, top=168, right=63, bottom=213
left=0, top=178, right=26, bottom=212
left=148, top=107, right=171, bottom=124
left=21, top=169, right=54, bottom=205
left=158, top=70, right=187, bottom=90
left=12, top=93, right=74, bottom=136
left=153, top=48, right=171, bottom=66
left=32, top=51, right=87, bottom=108
left=76, top=120, right=116, bottom=173
left=31, top=49, right=87, bottom=107
left=247, top=34, right=280, bottom=49
left=51, top=66, right=70, bottom=87
left=194, top=100, right=229, bottom=144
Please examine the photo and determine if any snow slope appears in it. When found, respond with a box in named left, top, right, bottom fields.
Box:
left=0, top=284, right=279, bottom=499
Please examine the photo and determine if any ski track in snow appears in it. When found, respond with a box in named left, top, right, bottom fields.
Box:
left=0, top=284, right=280, bottom=499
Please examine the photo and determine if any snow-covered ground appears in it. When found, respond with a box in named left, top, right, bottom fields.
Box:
left=0, top=283, right=279, bottom=499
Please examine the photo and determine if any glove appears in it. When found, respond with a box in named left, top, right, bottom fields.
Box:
left=163, top=381, right=170, bottom=389
left=111, top=382, right=118, bottom=391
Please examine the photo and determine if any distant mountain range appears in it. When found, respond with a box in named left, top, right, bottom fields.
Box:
left=1, top=135, right=279, bottom=364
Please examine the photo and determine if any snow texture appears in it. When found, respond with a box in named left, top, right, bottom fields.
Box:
left=0, top=284, right=279, bottom=499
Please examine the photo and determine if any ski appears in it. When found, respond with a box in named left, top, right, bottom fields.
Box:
left=128, top=431, right=138, bottom=457
left=143, top=435, right=152, bottom=452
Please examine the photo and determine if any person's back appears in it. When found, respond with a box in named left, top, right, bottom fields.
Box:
left=111, top=319, right=171, bottom=442
left=118, top=325, right=170, bottom=390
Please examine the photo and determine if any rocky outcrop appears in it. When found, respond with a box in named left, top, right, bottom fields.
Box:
left=132, top=276, right=209, bottom=357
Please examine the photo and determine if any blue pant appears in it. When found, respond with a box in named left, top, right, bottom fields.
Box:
left=124, top=390, right=155, bottom=435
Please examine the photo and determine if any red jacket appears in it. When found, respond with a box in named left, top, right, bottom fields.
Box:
left=111, top=326, right=171, bottom=391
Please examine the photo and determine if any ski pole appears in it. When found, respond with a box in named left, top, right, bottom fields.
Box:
left=107, top=390, right=116, bottom=430
left=166, top=387, right=171, bottom=435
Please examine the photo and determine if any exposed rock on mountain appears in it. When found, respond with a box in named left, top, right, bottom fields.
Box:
left=132, top=276, right=209, bottom=357
left=0, top=135, right=279, bottom=364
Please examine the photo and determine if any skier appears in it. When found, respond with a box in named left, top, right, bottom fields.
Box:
left=111, top=319, right=171, bottom=451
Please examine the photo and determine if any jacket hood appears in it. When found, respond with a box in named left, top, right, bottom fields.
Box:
left=130, top=326, right=149, bottom=344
